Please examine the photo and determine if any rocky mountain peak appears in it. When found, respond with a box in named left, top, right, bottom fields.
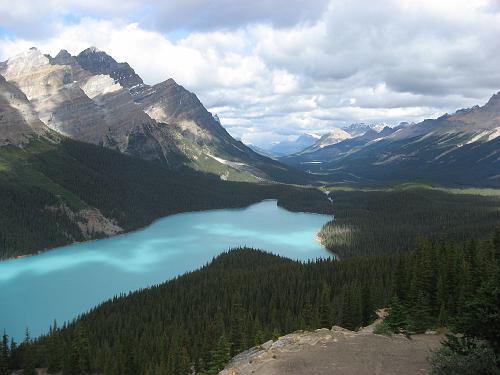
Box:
left=56, top=49, right=71, bottom=58
left=0, top=48, right=50, bottom=78
left=51, top=49, right=78, bottom=66
left=76, top=47, right=143, bottom=88
left=485, top=91, right=500, bottom=108
left=155, top=77, right=178, bottom=89
left=84, top=46, right=100, bottom=53
left=0, top=46, right=302, bottom=182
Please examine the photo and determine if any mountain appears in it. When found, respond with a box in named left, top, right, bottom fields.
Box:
left=75, top=47, right=143, bottom=88
left=0, top=74, right=49, bottom=145
left=263, top=134, right=320, bottom=156
left=246, top=143, right=277, bottom=158
left=299, top=128, right=352, bottom=154
left=280, top=94, right=500, bottom=187
left=281, top=126, right=397, bottom=168
left=342, top=122, right=388, bottom=137
left=0, top=47, right=304, bottom=183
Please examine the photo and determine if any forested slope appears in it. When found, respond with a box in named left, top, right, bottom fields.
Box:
left=0, top=136, right=332, bottom=259
left=3, top=228, right=498, bottom=375
left=319, top=187, right=500, bottom=257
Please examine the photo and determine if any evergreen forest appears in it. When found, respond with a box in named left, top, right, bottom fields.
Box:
left=1, top=227, right=498, bottom=374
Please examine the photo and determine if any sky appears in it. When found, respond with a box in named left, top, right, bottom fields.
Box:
left=1, top=0, right=500, bottom=148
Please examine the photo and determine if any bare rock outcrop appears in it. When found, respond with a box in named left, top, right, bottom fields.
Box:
left=76, top=47, right=143, bottom=88
left=0, top=48, right=110, bottom=143
left=0, top=48, right=184, bottom=165
left=0, top=73, right=49, bottom=145
left=220, top=325, right=442, bottom=375
left=47, top=203, right=123, bottom=239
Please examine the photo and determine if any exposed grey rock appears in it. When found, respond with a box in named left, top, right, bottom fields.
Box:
left=47, top=203, right=123, bottom=238
left=0, top=73, right=49, bottom=145
left=0, top=48, right=184, bottom=165
left=131, top=78, right=283, bottom=169
left=260, top=340, right=273, bottom=350
left=220, top=326, right=442, bottom=375
left=51, top=49, right=77, bottom=65
left=0, top=48, right=109, bottom=142
left=1, top=47, right=303, bottom=182
left=76, top=47, right=143, bottom=88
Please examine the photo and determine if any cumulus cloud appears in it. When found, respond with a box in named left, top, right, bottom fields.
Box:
left=0, top=0, right=499, bottom=147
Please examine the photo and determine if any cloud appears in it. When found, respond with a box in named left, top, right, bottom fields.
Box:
left=0, top=0, right=143, bottom=38
left=144, top=0, right=330, bottom=32
left=0, top=0, right=499, bottom=147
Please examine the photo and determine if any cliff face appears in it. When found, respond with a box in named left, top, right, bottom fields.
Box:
left=0, top=73, right=49, bottom=145
left=220, top=326, right=442, bottom=375
left=76, top=47, right=144, bottom=88
left=0, top=47, right=304, bottom=182
left=0, top=48, right=185, bottom=165
left=0, top=48, right=109, bottom=143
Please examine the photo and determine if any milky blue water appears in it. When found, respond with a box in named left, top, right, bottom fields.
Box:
left=0, top=200, right=331, bottom=340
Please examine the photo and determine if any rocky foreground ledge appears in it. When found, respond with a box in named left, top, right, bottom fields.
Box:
left=220, top=324, right=442, bottom=375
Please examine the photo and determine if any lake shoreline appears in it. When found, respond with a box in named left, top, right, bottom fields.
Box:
left=1, top=200, right=332, bottom=341
left=1, top=199, right=334, bottom=262
left=315, top=233, right=340, bottom=260
left=1, top=200, right=272, bottom=262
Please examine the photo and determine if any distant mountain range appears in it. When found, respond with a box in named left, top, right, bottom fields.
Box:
left=280, top=95, right=500, bottom=187
left=250, top=134, right=321, bottom=157
left=0, top=47, right=304, bottom=183
left=252, top=123, right=412, bottom=157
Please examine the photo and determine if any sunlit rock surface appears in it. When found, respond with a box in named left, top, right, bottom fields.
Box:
left=220, top=324, right=442, bottom=375
left=0, top=73, right=49, bottom=144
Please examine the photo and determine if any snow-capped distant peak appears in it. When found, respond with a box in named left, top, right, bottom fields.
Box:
left=342, top=122, right=396, bottom=137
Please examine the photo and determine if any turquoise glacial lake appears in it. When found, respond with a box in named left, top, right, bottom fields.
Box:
left=0, top=200, right=332, bottom=340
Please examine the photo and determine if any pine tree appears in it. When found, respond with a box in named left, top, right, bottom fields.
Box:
left=302, top=296, right=315, bottom=330
left=385, top=296, right=411, bottom=334
left=319, top=283, right=332, bottom=328
left=22, top=328, right=35, bottom=375
left=458, top=273, right=500, bottom=354
left=204, top=335, right=231, bottom=375
left=47, top=320, right=62, bottom=373
left=9, top=337, right=18, bottom=370
left=0, top=332, right=9, bottom=375
left=272, top=328, right=281, bottom=341
left=66, top=323, right=91, bottom=375
left=230, top=294, right=246, bottom=356
left=341, top=284, right=362, bottom=331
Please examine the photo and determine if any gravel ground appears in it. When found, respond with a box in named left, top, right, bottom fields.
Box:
left=220, top=326, right=443, bottom=375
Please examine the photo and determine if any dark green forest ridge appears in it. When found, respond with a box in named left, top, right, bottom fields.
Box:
left=319, top=187, right=500, bottom=257
left=0, top=135, right=332, bottom=259
left=1, top=228, right=498, bottom=375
